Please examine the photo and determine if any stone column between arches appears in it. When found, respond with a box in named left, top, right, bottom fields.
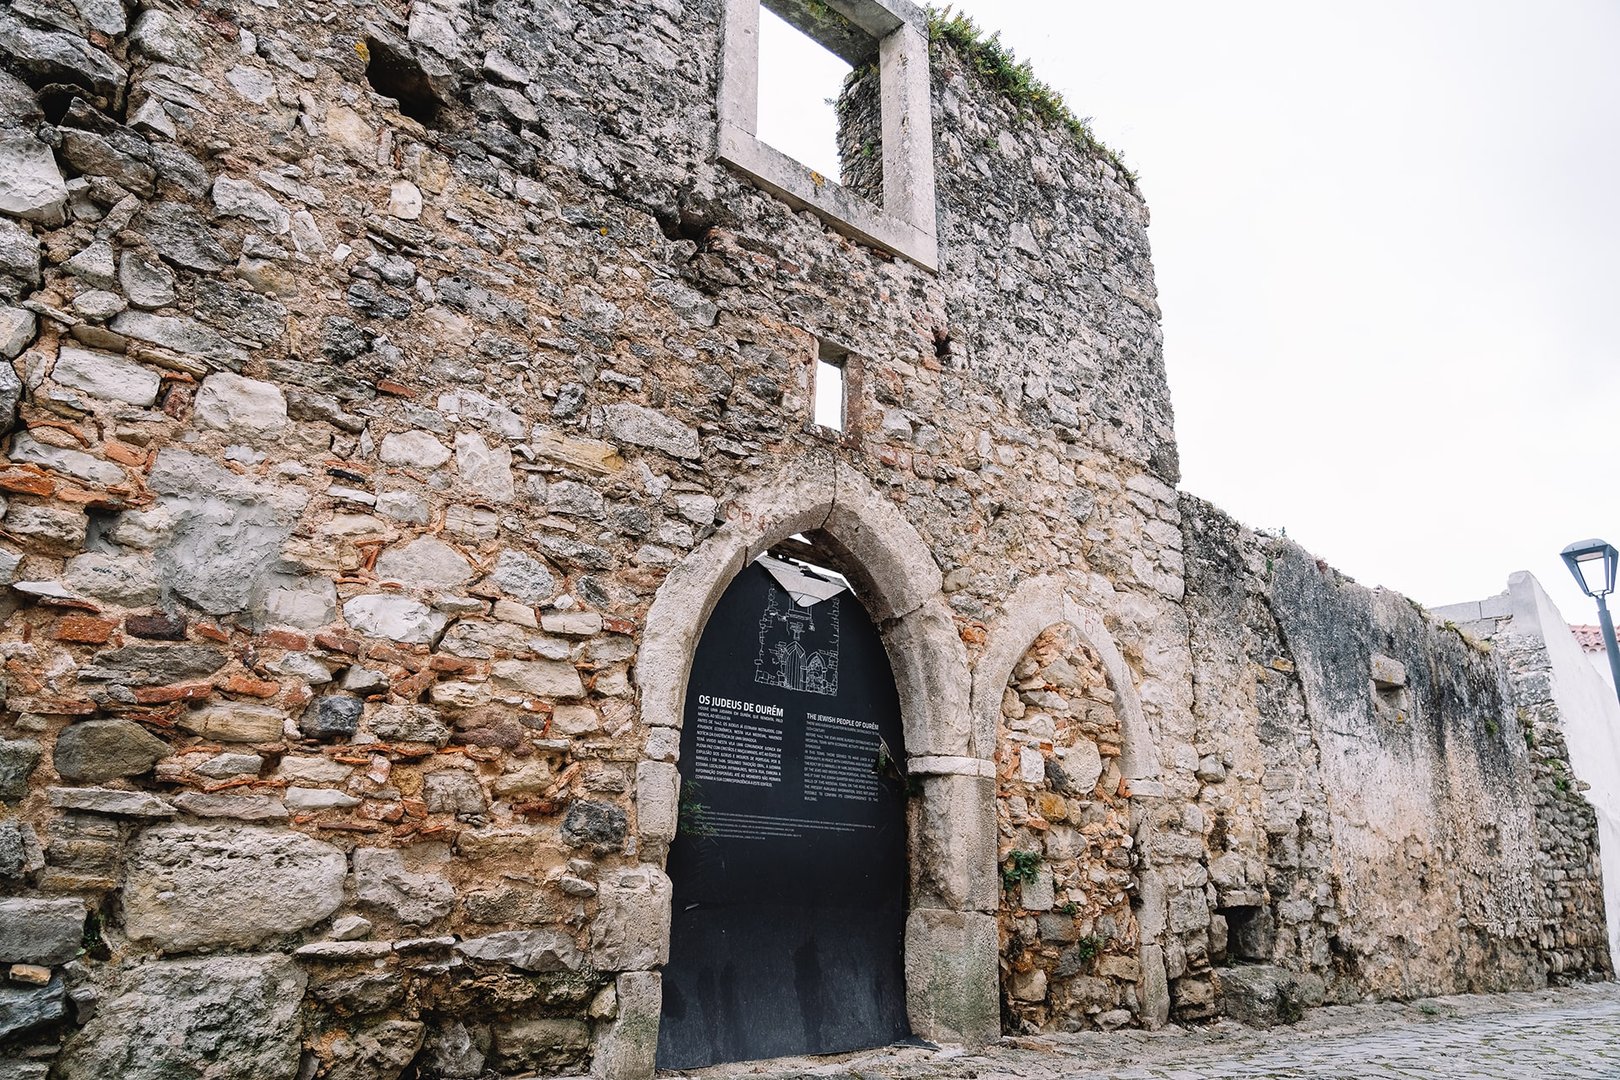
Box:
left=613, top=455, right=999, bottom=1079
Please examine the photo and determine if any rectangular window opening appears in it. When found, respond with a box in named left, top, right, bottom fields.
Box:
left=757, top=3, right=855, bottom=183
left=813, top=344, right=847, bottom=432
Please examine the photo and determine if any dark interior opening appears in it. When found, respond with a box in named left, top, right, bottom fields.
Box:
left=1216, top=904, right=1274, bottom=964
left=364, top=37, right=442, bottom=126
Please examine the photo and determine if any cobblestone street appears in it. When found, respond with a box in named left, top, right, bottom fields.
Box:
left=684, top=983, right=1620, bottom=1080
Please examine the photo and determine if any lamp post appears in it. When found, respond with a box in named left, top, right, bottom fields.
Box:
left=1561, top=538, right=1620, bottom=704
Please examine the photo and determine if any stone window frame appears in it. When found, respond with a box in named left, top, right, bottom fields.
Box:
left=806, top=335, right=864, bottom=447
left=718, top=0, right=939, bottom=270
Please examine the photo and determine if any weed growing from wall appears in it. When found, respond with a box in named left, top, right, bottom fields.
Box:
left=925, top=6, right=1138, bottom=185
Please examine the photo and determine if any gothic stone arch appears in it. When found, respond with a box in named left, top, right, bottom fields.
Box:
left=970, top=574, right=1172, bottom=1029
left=625, top=451, right=999, bottom=1076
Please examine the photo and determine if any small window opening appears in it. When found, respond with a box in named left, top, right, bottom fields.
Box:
left=813, top=344, right=846, bottom=432
left=757, top=4, right=852, bottom=181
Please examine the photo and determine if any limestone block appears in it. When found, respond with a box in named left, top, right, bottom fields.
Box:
left=379, top=429, right=450, bottom=468
left=194, top=752, right=265, bottom=779
left=323, top=1020, right=426, bottom=1080
left=1060, top=739, right=1104, bottom=792
left=594, top=971, right=660, bottom=1080
left=550, top=703, right=599, bottom=735
left=47, top=786, right=174, bottom=817
left=492, top=658, right=584, bottom=699
left=4, top=503, right=87, bottom=553
left=1370, top=653, right=1407, bottom=690
left=376, top=535, right=474, bottom=590
left=106, top=505, right=174, bottom=550
left=52, top=719, right=168, bottom=782
left=63, top=240, right=116, bottom=288
left=0, top=305, right=35, bottom=359
left=210, top=177, right=289, bottom=234
left=424, top=770, right=486, bottom=816
left=123, top=824, right=345, bottom=949
left=603, top=402, right=699, bottom=459
left=530, top=427, right=624, bottom=473
left=0, top=132, right=67, bottom=225
left=129, top=9, right=203, bottom=65
left=1139, top=943, right=1171, bottom=1028
left=264, top=575, right=338, bottom=629
left=9, top=433, right=124, bottom=487
left=1018, top=744, right=1045, bottom=784
left=55, top=955, right=305, bottom=1080
left=0, top=11, right=128, bottom=100
left=118, top=251, right=176, bottom=309
left=1167, top=886, right=1210, bottom=934
left=63, top=551, right=159, bottom=605
left=0, top=897, right=84, bottom=965
left=455, top=929, right=581, bottom=971
left=284, top=787, right=359, bottom=811
left=488, top=548, right=556, bottom=603
left=376, top=490, right=430, bottom=525
left=369, top=704, right=451, bottom=746
left=911, top=773, right=998, bottom=912
left=275, top=755, right=353, bottom=785
left=389, top=180, right=424, bottom=220
left=903, top=909, right=999, bottom=1046
left=344, top=594, right=447, bottom=644
left=454, top=433, right=513, bottom=501
left=635, top=760, right=679, bottom=845
left=490, top=1017, right=590, bottom=1075
left=195, top=373, right=289, bottom=438
left=589, top=866, right=671, bottom=971
left=491, top=761, right=551, bottom=797
left=1215, top=964, right=1318, bottom=1028
left=351, top=845, right=455, bottom=925
left=170, top=792, right=288, bottom=822
left=885, top=602, right=972, bottom=757
left=111, top=310, right=246, bottom=366
left=179, top=703, right=286, bottom=743
left=1008, top=966, right=1046, bottom=1002
left=1020, top=865, right=1055, bottom=912
left=73, top=288, right=126, bottom=321
left=148, top=449, right=308, bottom=616
left=541, top=610, right=603, bottom=637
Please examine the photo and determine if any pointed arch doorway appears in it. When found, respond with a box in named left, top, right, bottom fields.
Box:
left=656, top=547, right=911, bottom=1068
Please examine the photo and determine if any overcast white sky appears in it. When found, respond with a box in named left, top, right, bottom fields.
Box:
left=759, top=1, right=1620, bottom=629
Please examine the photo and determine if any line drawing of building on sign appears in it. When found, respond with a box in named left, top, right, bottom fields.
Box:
left=755, top=585, right=840, bottom=696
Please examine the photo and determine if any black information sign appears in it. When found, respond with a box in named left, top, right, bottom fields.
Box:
left=657, top=560, right=910, bottom=1069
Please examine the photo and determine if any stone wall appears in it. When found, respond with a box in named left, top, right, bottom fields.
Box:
left=0, top=0, right=1607, bottom=1075
left=1181, top=497, right=1613, bottom=1022
left=1434, top=572, right=1620, bottom=974
left=996, top=624, right=1140, bottom=1033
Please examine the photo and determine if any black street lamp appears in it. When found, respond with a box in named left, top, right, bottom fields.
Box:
left=1561, top=538, right=1620, bottom=704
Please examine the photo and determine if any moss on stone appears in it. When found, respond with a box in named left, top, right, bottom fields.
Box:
left=925, top=6, right=1138, bottom=185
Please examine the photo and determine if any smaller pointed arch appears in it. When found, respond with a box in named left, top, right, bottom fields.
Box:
left=971, top=575, right=1160, bottom=782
